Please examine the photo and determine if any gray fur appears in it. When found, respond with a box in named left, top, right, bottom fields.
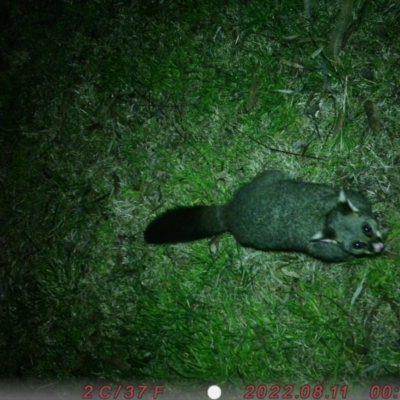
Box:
left=145, top=171, right=386, bottom=262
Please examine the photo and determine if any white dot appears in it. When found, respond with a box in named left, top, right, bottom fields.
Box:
left=208, top=385, right=222, bottom=399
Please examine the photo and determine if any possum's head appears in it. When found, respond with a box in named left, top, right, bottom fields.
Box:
left=311, top=190, right=386, bottom=258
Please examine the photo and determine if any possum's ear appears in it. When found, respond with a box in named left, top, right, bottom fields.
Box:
left=311, top=227, right=337, bottom=243
left=337, top=190, right=359, bottom=214
left=379, top=227, right=390, bottom=240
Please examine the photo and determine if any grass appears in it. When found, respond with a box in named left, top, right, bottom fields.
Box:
left=0, top=0, right=399, bottom=396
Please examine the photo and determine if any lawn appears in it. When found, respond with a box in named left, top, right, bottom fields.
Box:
left=0, top=0, right=399, bottom=398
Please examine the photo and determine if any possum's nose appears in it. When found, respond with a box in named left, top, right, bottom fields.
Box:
left=373, top=242, right=385, bottom=253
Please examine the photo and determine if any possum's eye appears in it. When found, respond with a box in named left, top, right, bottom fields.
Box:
left=362, top=224, right=372, bottom=236
left=353, top=241, right=367, bottom=250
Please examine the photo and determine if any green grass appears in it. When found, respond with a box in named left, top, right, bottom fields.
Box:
left=0, top=0, right=399, bottom=394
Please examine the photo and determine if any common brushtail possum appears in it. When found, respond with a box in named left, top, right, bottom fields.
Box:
left=144, top=171, right=386, bottom=262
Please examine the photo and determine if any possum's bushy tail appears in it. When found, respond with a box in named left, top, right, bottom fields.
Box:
left=144, top=205, right=227, bottom=244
